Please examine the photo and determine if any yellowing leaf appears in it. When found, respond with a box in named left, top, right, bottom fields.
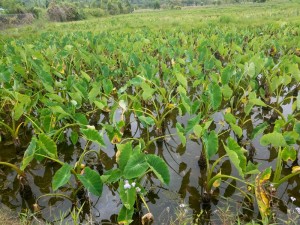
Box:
left=292, top=166, right=300, bottom=174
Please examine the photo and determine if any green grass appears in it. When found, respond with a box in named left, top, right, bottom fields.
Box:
left=1, top=0, right=299, bottom=38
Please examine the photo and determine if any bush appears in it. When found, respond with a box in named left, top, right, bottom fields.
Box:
left=84, top=8, right=107, bottom=18
left=47, top=2, right=84, bottom=22
left=27, top=7, right=42, bottom=19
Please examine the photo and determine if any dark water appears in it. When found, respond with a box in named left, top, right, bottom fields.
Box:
left=0, top=100, right=300, bottom=224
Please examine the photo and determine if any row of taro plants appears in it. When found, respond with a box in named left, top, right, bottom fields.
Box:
left=0, top=22, right=300, bottom=224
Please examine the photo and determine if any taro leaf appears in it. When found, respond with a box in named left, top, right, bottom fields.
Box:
left=255, top=167, right=272, bottom=221
left=77, top=167, right=103, bottom=196
left=116, top=142, right=132, bottom=171
left=245, top=62, right=255, bottom=78
left=146, top=154, right=170, bottom=185
left=281, top=147, right=297, bottom=162
left=222, top=84, right=233, bottom=100
left=297, top=92, right=300, bottom=110
left=106, top=169, right=122, bottom=183
left=249, top=98, right=267, bottom=107
left=94, top=100, right=106, bottom=110
left=141, top=82, right=155, bottom=100
left=251, top=122, right=269, bottom=140
left=294, top=122, right=300, bottom=136
left=119, top=179, right=136, bottom=210
left=185, top=113, right=202, bottom=134
left=208, top=82, right=222, bottom=110
left=117, top=205, right=134, bottom=225
left=221, top=66, right=233, bottom=85
left=175, top=72, right=187, bottom=89
left=138, top=116, right=155, bottom=127
left=245, top=161, right=260, bottom=175
left=70, top=131, right=78, bottom=145
left=52, top=163, right=72, bottom=191
left=50, top=106, right=71, bottom=118
left=260, top=132, right=287, bottom=147
left=180, top=91, right=191, bottom=113
left=224, top=137, right=247, bottom=178
left=102, top=79, right=113, bottom=95
left=80, top=128, right=105, bottom=147
left=193, top=124, right=203, bottom=138
left=292, top=166, right=300, bottom=174
left=176, top=122, right=186, bottom=147
left=38, top=133, right=57, bottom=159
left=203, top=131, right=218, bottom=160
left=288, top=63, right=300, bottom=82
left=74, top=113, right=88, bottom=125
left=224, top=113, right=236, bottom=124
left=283, top=131, right=299, bottom=145
left=21, top=137, right=37, bottom=171
left=123, top=153, right=148, bottom=179
left=230, top=123, right=243, bottom=138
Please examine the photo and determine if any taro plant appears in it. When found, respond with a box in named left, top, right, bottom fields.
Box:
left=103, top=140, right=170, bottom=224
left=254, top=117, right=300, bottom=222
left=177, top=115, right=258, bottom=202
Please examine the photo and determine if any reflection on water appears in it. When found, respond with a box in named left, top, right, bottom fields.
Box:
left=0, top=94, right=299, bottom=224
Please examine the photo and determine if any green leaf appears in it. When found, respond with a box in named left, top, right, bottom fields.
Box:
left=203, top=131, right=218, bottom=160
left=38, top=133, right=57, bottom=159
left=176, top=123, right=186, bottom=147
left=106, top=169, right=122, bottom=183
left=294, top=122, right=300, bottom=136
left=123, top=153, right=148, bottom=179
left=116, top=142, right=132, bottom=171
left=288, top=63, right=300, bottom=82
left=224, top=137, right=247, bottom=178
left=221, top=66, right=233, bottom=85
left=193, top=124, right=203, bottom=138
left=185, top=114, right=202, bottom=134
left=146, top=155, right=170, bottom=185
left=117, top=205, right=134, bottom=225
left=52, top=163, right=72, bottom=191
left=50, top=106, right=71, bottom=117
left=80, top=128, right=105, bottom=147
left=70, top=131, right=78, bottom=145
left=224, top=113, right=236, bottom=124
left=222, top=84, right=233, bottom=100
left=141, top=82, right=155, bottom=100
left=245, top=62, right=255, bottom=78
left=283, top=131, right=299, bottom=145
left=119, top=179, right=136, bottom=210
left=251, top=122, right=269, bottom=140
left=230, top=123, right=243, bottom=138
left=281, top=147, right=297, bottom=162
left=175, top=72, right=187, bottom=89
left=208, top=82, right=222, bottom=110
left=297, top=91, right=300, bottom=110
left=245, top=161, right=260, bottom=175
left=77, top=167, right=103, bottom=196
left=138, top=116, right=155, bottom=127
left=260, top=132, right=287, bottom=147
left=21, top=137, right=37, bottom=171
left=102, top=79, right=113, bottom=95
left=249, top=98, right=267, bottom=107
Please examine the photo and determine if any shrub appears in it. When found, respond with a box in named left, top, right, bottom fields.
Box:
left=47, top=2, right=83, bottom=22
left=27, top=7, right=42, bottom=19
left=84, top=8, right=107, bottom=18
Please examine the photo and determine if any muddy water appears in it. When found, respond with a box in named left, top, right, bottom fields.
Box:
left=0, top=102, right=300, bottom=224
